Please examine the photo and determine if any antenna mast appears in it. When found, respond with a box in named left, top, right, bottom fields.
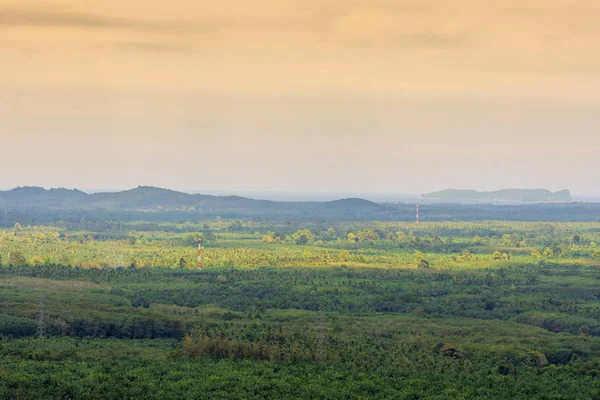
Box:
left=416, top=188, right=423, bottom=224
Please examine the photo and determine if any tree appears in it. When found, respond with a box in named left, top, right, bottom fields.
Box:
left=414, top=250, right=429, bottom=268
left=543, top=247, right=554, bottom=258
left=8, top=251, right=26, bottom=266
left=492, top=251, right=503, bottom=260
left=408, top=231, right=417, bottom=243
left=579, top=326, right=590, bottom=336
left=183, top=233, right=202, bottom=246
left=531, top=249, right=542, bottom=259
left=356, top=229, right=379, bottom=242
left=325, top=228, right=336, bottom=240
left=338, top=250, right=351, bottom=263
left=292, top=230, right=314, bottom=245
left=550, top=240, right=562, bottom=256
left=511, top=233, right=520, bottom=247
left=461, top=249, right=472, bottom=261
left=204, top=232, right=216, bottom=242
left=262, top=233, right=281, bottom=244
left=228, top=220, right=243, bottom=232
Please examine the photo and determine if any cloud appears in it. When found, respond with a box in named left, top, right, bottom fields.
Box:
left=403, top=32, right=467, bottom=49
left=0, top=7, right=224, bottom=33
left=113, top=41, right=193, bottom=54
left=328, top=9, right=471, bottom=49
left=0, top=4, right=469, bottom=51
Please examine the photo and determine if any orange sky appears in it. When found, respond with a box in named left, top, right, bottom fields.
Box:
left=1, top=0, right=599, bottom=194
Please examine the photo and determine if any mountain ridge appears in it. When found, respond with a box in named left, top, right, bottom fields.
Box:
left=0, top=186, right=384, bottom=213
left=424, top=188, right=572, bottom=202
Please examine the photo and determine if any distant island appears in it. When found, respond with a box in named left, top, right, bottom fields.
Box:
left=423, top=189, right=572, bottom=202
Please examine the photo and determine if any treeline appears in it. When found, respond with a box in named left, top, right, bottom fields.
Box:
left=4, top=262, right=597, bottom=337
left=0, top=313, right=185, bottom=340
left=6, top=202, right=600, bottom=225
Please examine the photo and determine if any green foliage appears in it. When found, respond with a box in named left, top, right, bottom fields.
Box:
left=491, top=251, right=503, bottom=260
left=2, top=218, right=600, bottom=397
left=8, top=251, right=26, bottom=266
left=290, top=229, right=314, bottom=245
left=0, top=314, right=37, bottom=336
left=461, top=249, right=472, bottom=260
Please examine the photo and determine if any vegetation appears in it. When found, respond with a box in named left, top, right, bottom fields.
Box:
left=2, top=208, right=600, bottom=398
left=1, top=186, right=600, bottom=223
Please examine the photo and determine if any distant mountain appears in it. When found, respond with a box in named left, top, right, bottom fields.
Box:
left=424, top=189, right=572, bottom=202
left=323, top=198, right=383, bottom=211
left=0, top=186, right=384, bottom=214
left=0, top=187, right=87, bottom=207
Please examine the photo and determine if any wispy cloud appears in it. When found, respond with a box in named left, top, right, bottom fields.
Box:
left=403, top=32, right=468, bottom=49
left=0, top=7, right=224, bottom=33
left=114, top=41, right=193, bottom=54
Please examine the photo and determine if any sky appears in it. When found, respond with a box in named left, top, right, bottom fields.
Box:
left=1, top=0, right=599, bottom=195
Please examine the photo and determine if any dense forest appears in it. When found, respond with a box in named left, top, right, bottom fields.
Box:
left=2, top=206, right=600, bottom=398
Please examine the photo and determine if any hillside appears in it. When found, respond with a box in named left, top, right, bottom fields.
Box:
left=0, top=187, right=88, bottom=207
left=0, top=186, right=383, bottom=215
left=424, top=189, right=572, bottom=202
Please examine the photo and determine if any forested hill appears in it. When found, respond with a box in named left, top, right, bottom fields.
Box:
left=424, top=189, right=572, bottom=202
left=0, top=186, right=383, bottom=214
left=2, top=186, right=598, bottom=222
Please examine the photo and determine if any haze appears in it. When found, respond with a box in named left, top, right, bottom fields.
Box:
left=1, top=0, right=599, bottom=194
